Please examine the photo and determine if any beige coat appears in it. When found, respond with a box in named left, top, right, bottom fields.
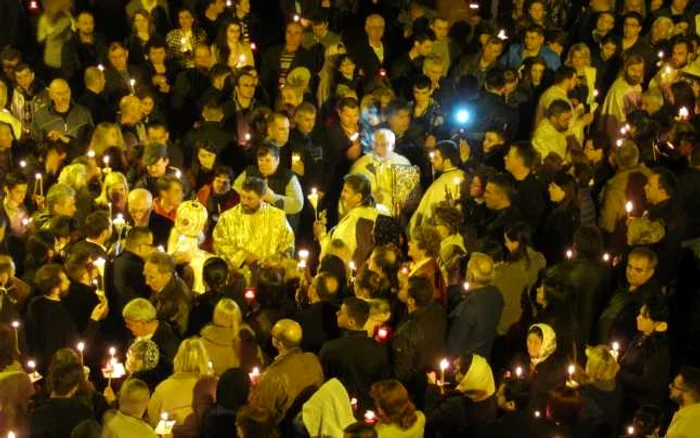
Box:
left=200, top=324, right=240, bottom=376
left=147, top=372, right=201, bottom=426
left=250, top=348, right=324, bottom=424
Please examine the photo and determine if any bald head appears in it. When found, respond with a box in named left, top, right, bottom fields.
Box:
left=49, top=79, right=71, bottom=111
left=272, top=319, right=302, bottom=350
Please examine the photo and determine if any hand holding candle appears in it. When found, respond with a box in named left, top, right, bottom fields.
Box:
left=308, top=188, right=319, bottom=220
left=611, top=341, right=620, bottom=361
left=248, top=367, right=261, bottom=386
left=155, top=412, right=176, bottom=435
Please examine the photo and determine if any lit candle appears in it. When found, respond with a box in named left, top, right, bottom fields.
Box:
left=19, top=160, right=26, bottom=168
left=244, top=287, right=256, bottom=303
left=11, top=321, right=19, bottom=353
left=155, top=412, right=175, bottom=435
left=625, top=201, right=633, bottom=220
left=250, top=42, right=257, bottom=51
left=627, top=426, right=635, bottom=435
left=292, top=152, right=301, bottom=163
left=376, top=327, right=389, bottom=341
left=308, top=188, right=319, bottom=220
left=298, top=249, right=309, bottom=260
left=348, top=261, right=357, bottom=281
left=97, top=64, right=105, bottom=71
left=602, top=252, right=611, bottom=262
left=109, top=346, right=116, bottom=359
left=566, top=249, right=573, bottom=259
left=86, top=150, right=95, bottom=158
left=103, top=155, right=111, bottom=174
left=616, top=139, right=623, bottom=147
left=594, top=89, right=599, bottom=98
left=349, top=132, right=360, bottom=142
left=34, top=173, right=43, bottom=197
left=29, top=0, right=38, bottom=10
left=534, top=410, right=541, bottom=418
left=658, top=50, right=664, bottom=59
left=620, top=126, right=627, bottom=135
left=238, top=54, right=246, bottom=66
left=248, top=367, right=261, bottom=385
left=157, top=245, right=165, bottom=252
left=439, top=358, right=449, bottom=386
left=27, top=359, right=42, bottom=383
left=379, top=68, right=387, bottom=77
left=611, top=341, right=620, bottom=361
left=244, top=132, right=251, bottom=141
left=566, top=363, right=578, bottom=388
left=77, top=341, right=85, bottom=365
left=8, top=430, right=16, bottom=438
left=174, top=168, right=182, bottom=179
left=293, top=14, right=300, bottom=22
left=515, top=366, right=523, bottom=378
left=93, top=257, right=106, bottom=291
left=678, top=107, right=690, bottom=121
left=180, top=37, right=188, bottom=52
left=129, top=78, right=136, bottom=93
left=350, top=397, right=358, bottom=411
left=469, top=2, right=479, bottom=8
left=497, top=29, right=508, bottom=40
left=463, top=282, right=470, bottom=291
left=364, top=410, right=377, bottom=424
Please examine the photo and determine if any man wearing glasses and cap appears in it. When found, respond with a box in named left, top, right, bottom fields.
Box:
left=135, top=143, right=190, bottom=197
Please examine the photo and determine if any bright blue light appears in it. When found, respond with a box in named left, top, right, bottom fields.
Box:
left=455, top=109, right=469, bottom=124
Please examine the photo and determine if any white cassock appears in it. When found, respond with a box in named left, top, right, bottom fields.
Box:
left=340, top=151, right=412, bottom=217
left=408, top=168, right=466, bottom=237
left=167, top=232, right=212, bottom=294
left=599, top=77, right=642, bottom=139
left=320, top=205, right=379, bottom=261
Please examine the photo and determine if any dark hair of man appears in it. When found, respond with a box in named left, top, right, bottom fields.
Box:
left=413, top=74, right=432, bottom=90
left=411, top=225, right=441, bottom=258
left=146, top=36, right=168, bottom=51
left=623, top=11, right=644, bottom=28
left=554, top=66, right=577, bottom=84
left=14, top=62, right=32, bottom=75
left=84, top=210, right=111, bottom=239
left=203, top=257, right=229, bottom=291
left=525, top=24, right=545, bottom=36
left=343, top=297, right=371, bottom=327
left=336, top=97, right=359, bottom=112
left=3, top=172, right=28, bottom=190
left=485, top=67, right=507, bottom=90
left=51, top=362, right=85, bottom=396
left=241, top=176, right=267, bottom=196
left=384, top=98, right=412, bottom=119
left=652, top=167, right=677, bottom=199
left=487, top=173, right=515, bottom=201
left=510, top=141, right=538, bottom=169
left=214, top=165, right=235, bottom=180
left=355, top=269, right=391, bottom=299
left=643, top=292, right=668, bottom=323
left=313, top=271, right=339, bottom=301
left=256, top=143, right=281, bottom=159
left=546, top=99, right=573, bottom=118
left=34, top=264, right=65, bottom=296
left=406, top=276, right=433, bottom=307
left=1, top=47, right=21, bottom=63
left=146, top=251, right=175, bottom=274
left=478, top=238, right=505, bottom=263
left=414, top=29, right=437, bottom=44
left=64, top=251, right=91, bottom=283
left=436, top=140, right=461, bottom=167
left=343, top=422, right=378, bottom=438
left=573, top=226, right=604, bottom=259
left=156, top=174, right=184, bottom=195
left=678, top=367, right=700, bottom=401
left=600, top=33, right=619, bottom=47
left=343, top=173, right=375, bottom=207
left=125, top=227, right=153, bottom=249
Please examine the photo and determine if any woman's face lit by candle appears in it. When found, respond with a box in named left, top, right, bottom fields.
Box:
left=527, top=332, right=543, bottom=359
left=227, top=23, right=242, bottom=43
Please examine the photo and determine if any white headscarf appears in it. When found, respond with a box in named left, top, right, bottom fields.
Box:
left=529, top=323, right=557, bottom=367
left=456, top=354, right=496, bottom=401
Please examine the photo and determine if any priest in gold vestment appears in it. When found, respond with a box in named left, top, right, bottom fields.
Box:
left=213, top=177, right=294, bottom=268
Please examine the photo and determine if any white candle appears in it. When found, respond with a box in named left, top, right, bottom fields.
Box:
left=439, top=358, right=449, bottom=386
left=515, top=366, right=523, bottom=378
left=626, top=201, right=633, bottom=219
left=77, top=342, right=85, bottom=365
left=11, top=321, right=19, bottom=352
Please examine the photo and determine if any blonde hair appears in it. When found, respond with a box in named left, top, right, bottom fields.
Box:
left=89, top=122, right=126, bottom=156
left=58, top=163, right=87, bottom=191
left=566, top=43, right=591, bottom=68
left=212, top=298, right=243, bottom=366
left=585, top=345, right=620, bottom=382
left=95, top=171, right=129, bottom=207
left=173, top=338, right=213, bottom=376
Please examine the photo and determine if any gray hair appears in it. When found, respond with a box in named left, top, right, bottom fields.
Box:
left=46, top=183, right=76, bottom=213
left=122, top=298, right=157, bottom=322
left=58, top=163, right=87, bottom=190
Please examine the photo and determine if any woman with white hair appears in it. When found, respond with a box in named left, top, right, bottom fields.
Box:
left=147, top=337, right=213, bottom=426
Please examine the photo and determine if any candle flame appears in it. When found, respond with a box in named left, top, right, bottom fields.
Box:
left=439, top=359, right=449, bottom=371
left=603, top=253, right=611, bottom=262
left=11, top=321, right=19, bottom=328
left=28, top=360, right=36, bottom=369
left=568, top=364, right=575, bottom=376
left=626, top=201, right=633, bottom=213
left=516, top=366, right=523, bottom=377
left=77, top=342, right=85, bottom=352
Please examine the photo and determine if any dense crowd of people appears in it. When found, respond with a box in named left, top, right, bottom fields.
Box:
left=1, top=0, right=700, bottom=436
